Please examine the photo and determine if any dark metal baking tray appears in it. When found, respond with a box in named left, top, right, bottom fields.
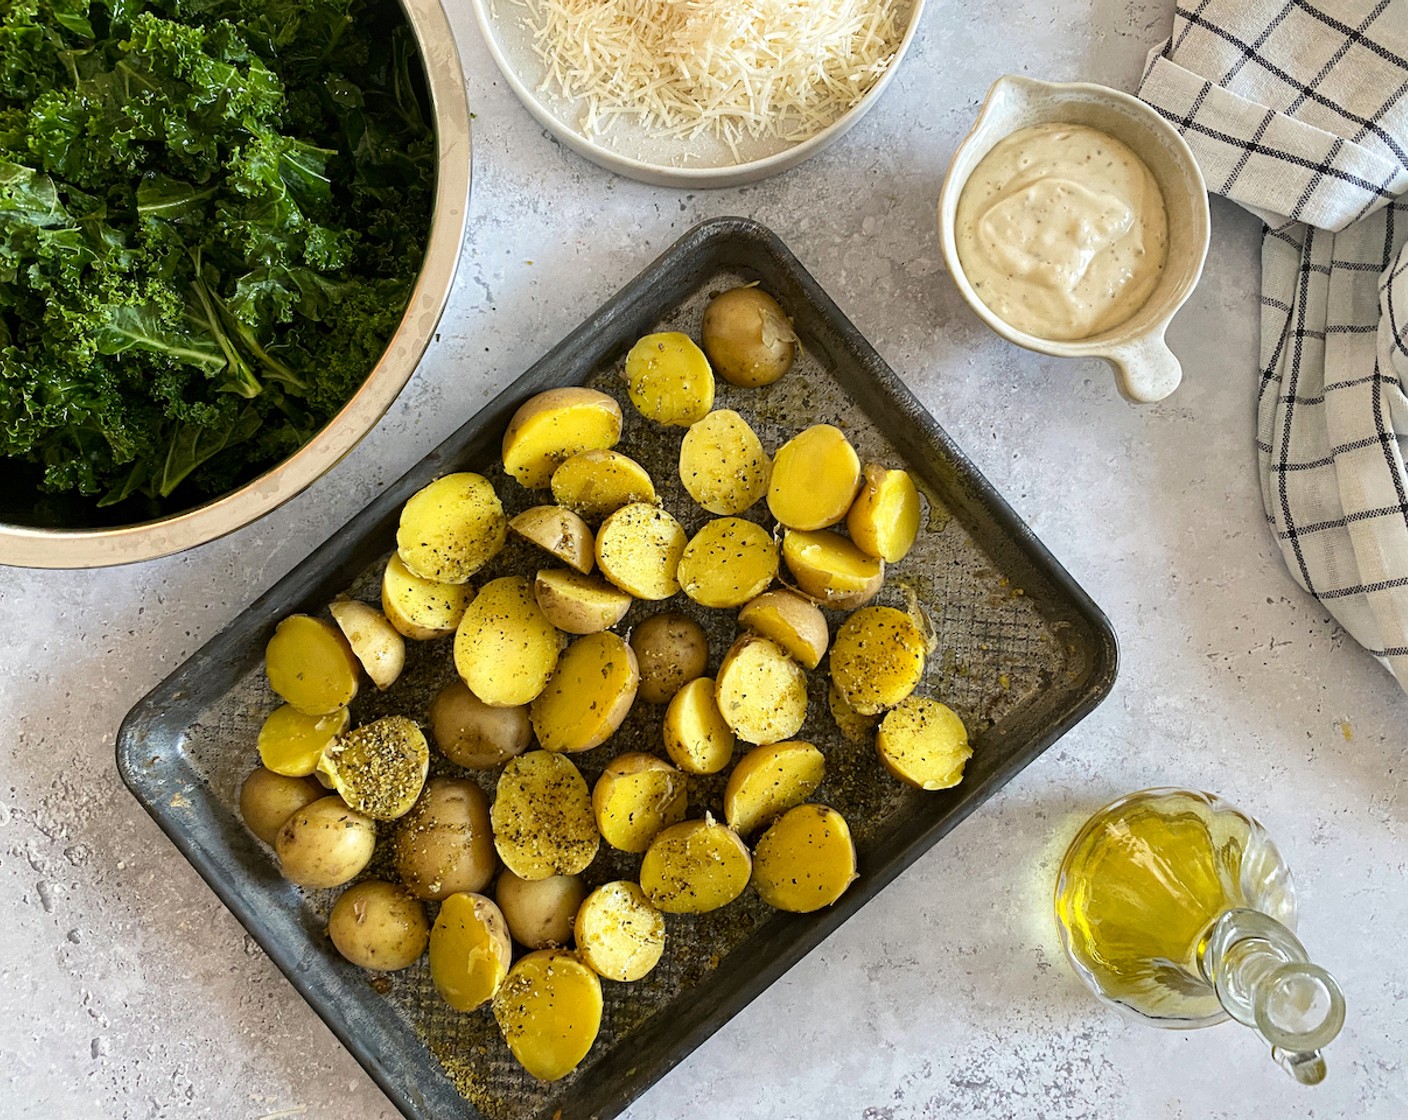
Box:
left=117, top=216, right=1117, bottom=1120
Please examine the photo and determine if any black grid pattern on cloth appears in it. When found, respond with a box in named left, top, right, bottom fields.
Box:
left=1139, top=1, right=1408, bottom=685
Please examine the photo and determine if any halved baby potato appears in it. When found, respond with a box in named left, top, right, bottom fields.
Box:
left=828, top=679, right=878, bottom=744
left=265, top=614, right=359, bottom=716
left=257, top=704, right=349, bottom=778
left=239, top=768, right=326, bottom=846
left=875, top=697, right=972, bottom=790
left=663, top=677, right=735, bottom=775
left=781, top=529, right=885, bottom=609
left=493, top=949, right=603, bottom=1081
left=829, top=606, right=927, bottom=716
left=502, top=387, right=623, bottom=488
left=428, top=681, right=532, bottom=769
left=596, top=502, right=687, bottom=600
left=715, top=635, right=808, bottom=746
left=491, top=751, right=599, bottom=881
left=454, top=576, right=562, bottom=707
left=848, top=464, right=921, bottom=563
left=751, top=803, right=857, bottom=913
left=737, top=589, right=829, bottom=670
left=534, top=569, right=634, bottom=635
left=550, top=449, right=657, bottom=521
left=508, top=505, right=596, bottom=575
left=382, top=552, right=474, bottom=640
left=327, top=880, right=429, bottom=972
left=329, top=599, right=405, bottom=690
left=396, top=472, right=507, bottom=584
left=317, top=715, right=430, bottom=821
left=530, top=632, right=639, bottom=753
left=593, top=752, right=689, bottom=852
left=677, top=518, right=778, bottom=609
left=678, top=409, right=771, bottom=515
left=274, top=795, right=377, bottom=889
left=574, top=881, right=666, bottom=982
left=429, top=891, right=513, bottom=1012
left=393, top=777, right=496, bottom=900
left=767, top=424, right=862, bottom=531
left=701, top=286, right=797, bottom=388
left=640, top=817, right=752, bottom=914
left=624, top=331, right=715, bottom=427
left=496, top=871, right=587, bottom=949
left=723, top=740, right=826, bottom=837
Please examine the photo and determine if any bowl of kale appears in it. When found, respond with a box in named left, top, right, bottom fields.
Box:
left=0, top=0, right=470, bottom=567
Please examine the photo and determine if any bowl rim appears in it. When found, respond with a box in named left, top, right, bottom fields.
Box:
left=936, top=75, right=1211, bottom=399
left=470, top=0, right=927, bottom=188
left=0, top=0, right=472, bottom=570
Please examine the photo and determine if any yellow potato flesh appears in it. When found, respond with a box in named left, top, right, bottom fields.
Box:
left=829, top=606, right=927, bottom=715
left=624, top=332, right=715, bottom=427
left=847, top=464, right=921, bottom=563
left=723, top=740, right=826, bottom=836
left=714, top=636, right=808, bottom=746
left=317, top=715, right=430, bottom=821
left=491, top=751, right=599, bottom=880
left=595, top=502, right=687, bottom=600
left=530, top=632, right=639, bottom=753
left=396, top=472, right=507, bottom=584
left=828, top=679, right=878, bottom=743
left=550, top=449, right=657, bottom=521
left=678, top=409, right=771, bottom=515
left=639, top=818, right=752, bottom=914
left=265, top=614, right=359, bottom=716
left=502, top=388, right=623, bottom=489
left=493, top=950, right=603, bottom=1082
left=508, top=505, right=596, bottom=575
left=574, top=881, right=666, bottom=982
left=533, top=569, right=633, bottom=635
left=766, top=424, right=862, bottom=530
left=737, top=589, right=829, bottom=670
left=381, top=552, right=473, bottom=640
left=781, top=529, right=884, bottom=608
left=429, top=892, right=512, bottom=1012
left=257, top=704, right=349, bottom=777
left=876, top=697, right=972, bottom=790
left=593, top=752, right=688, bottom=853
left=454, top=576, right=561, bottom=707
left=662, top=677, right=735, bottom=775
left=752, top=804, right=857, bottom=913
left=677, top=517, right=779, bottom=609
left=329, top=599, right=406, bottom=690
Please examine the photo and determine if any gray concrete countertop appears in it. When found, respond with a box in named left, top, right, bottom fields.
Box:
left=2, top=2, right=1404, bottom=1118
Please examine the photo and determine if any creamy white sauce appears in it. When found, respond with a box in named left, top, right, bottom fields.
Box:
left=955, top=123, right=1168, bottom=341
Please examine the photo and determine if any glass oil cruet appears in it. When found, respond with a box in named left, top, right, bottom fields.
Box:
left=1054, top=788, right=1345, bottom=1084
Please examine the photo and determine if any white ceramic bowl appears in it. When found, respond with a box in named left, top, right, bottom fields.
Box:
left=937, top=75, right=1210, bottom=403
left=471, top=0, right=925, bottom=188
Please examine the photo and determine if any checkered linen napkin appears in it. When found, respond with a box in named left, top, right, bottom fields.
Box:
left=1138, top=0, right=1408, bottom=689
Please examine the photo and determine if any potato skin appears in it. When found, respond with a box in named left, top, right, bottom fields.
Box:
left=508, top=505, right=596, bottom=575
left=501, top=387, right=623, bottom=489
left=239, top=768, right=325, bottom=846
left=737, top=590, right=829, bottom=670
left=533, top=569, right=633, bottom=635
left=630, top=613, right=708, bottom=704
left=274, top=795, right=377, bottom=888
left=328, top=881, right=429, bottom=971
left=428, top=681, right=531, bottom=769
left=329, top=599, right=405, bottom=690
left=701, top=287, right=797, bottom=388
left=393, top=777, right=496, bottom=901
left=495, top=870, right=587, bottom=949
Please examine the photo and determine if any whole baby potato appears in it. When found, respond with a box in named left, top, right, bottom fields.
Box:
left=393, top=777, right=497, bottom=900
left=496, top=870, right=587, bottom=949
left=327, top=880, right=429, bottom=971
left=428, top=681, right=531, bottom=769
left=701, top=286, right=797, bottom=388
left=275, top=796, right=377, bottom=888
left=630, top=613, right=708, bottom=705
left=239, top=767, right=326, bottom=846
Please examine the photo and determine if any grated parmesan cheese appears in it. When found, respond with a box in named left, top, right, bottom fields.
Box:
left=509, top=0, right=906, bottom=155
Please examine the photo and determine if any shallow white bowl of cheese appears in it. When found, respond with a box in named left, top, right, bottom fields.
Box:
left=471, top=0, right=925, bottom=187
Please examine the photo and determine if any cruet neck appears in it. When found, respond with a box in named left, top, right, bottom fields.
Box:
left=1200, top=908, right=1345, bottom=1084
